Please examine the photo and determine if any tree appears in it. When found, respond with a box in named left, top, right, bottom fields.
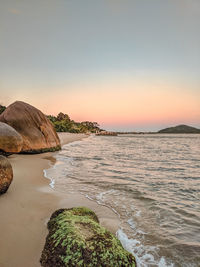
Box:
left=47, top=115, right=57, bottom=123
left=47, top=112, right=101, bottom=133
left=57, top=112, right=70, bottom=122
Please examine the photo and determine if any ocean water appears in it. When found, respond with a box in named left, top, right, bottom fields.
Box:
left=44, top=134, right=200, bottom=267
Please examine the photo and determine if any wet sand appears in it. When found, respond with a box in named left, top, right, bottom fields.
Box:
left=0, top=133, right=119, bottom=267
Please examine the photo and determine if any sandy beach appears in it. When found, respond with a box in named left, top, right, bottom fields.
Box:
left=0, top=133, right=119, bottom=267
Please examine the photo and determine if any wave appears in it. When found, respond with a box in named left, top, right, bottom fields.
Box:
left=44, top=134, right=200, bottom=266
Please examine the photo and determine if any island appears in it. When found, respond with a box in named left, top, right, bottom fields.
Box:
left=158, top=124, right=200, bottom=134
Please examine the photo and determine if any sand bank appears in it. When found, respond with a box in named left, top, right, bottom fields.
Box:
left=0, top=133, right=119, bottom=267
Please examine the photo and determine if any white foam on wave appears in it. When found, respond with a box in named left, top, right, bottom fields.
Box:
left=127, top=217, right=146, bottom=235
left=85, top=194, right=94, bottom=201
left=127, top=218, right=136, bottom=229
left=96, top=189, right=116, bottom=202
left=95, top=190, right=121, bottom=216
left=43, top=169, right=55, bottom=188
left=135, top=210, right=141, bottom=217
left=85, top=191, right=121, bottom=218
left=117, top=229, right=174, bottom=267
left=86, top=188, right=174, bottom=266
left=43, top=151, right=73, bottom=189
left=43, top=136, right=91, bottom=189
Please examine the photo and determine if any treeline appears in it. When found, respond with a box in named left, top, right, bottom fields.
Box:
left=47, top=112, right=101, bottom=133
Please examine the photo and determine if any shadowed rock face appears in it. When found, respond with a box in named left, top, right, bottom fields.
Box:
left=40, top=207, right=136, bottom=267
left=0, top=122, right=23, bottom=155
left=0, top=101, right=61, bottom=153
left=0, top=155, right=13, bottom=194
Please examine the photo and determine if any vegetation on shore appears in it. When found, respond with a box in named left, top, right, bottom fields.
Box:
left=47, top=112, right=101, bottom=133
left=40, top=207, right=136, bottom=267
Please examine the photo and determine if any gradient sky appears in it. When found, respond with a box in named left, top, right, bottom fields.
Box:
left=1, top=0, right=200, bottom=131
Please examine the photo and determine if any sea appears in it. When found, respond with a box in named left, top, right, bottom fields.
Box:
left=44, top=134, right=200, bottom=267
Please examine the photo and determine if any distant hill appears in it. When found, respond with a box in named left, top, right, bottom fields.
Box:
left=158, top=124, right=200, bottom=134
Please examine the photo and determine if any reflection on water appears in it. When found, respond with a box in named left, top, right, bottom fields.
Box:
left=45, top=134, right=200, bottom=267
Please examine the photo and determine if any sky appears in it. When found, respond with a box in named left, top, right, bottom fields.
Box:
left=0, top=0, right=200, bottom=131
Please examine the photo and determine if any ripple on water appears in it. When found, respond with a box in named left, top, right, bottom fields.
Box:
left=44, top=134, right=200, bottom=267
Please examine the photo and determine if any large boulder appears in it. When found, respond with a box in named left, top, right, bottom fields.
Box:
left=0, top=122, right=23, bottom=155
left=40, top=207, right=136, bottom=267
left=0, top=101, right=61, bottom=153
left=0, top=155, right=13, bottom=194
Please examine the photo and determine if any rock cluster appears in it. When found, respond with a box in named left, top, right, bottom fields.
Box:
left=0, top=155, right=13, bottom=194
left=40, top=207, right=136, bottom=267
left=0, top=101, right=61, bottom=153
left=96, top=131, right=118, bottom=136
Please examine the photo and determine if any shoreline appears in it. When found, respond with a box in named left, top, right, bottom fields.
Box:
left=0, top=133, right=120, bottom=267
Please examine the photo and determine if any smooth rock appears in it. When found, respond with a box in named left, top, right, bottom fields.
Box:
left=0, top=101, right=61, bottom=153
left=0, top=122, right=23, bottom=155
left=0, top=155, right=13, bottom=194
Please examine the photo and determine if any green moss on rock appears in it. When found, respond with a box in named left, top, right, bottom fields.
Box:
left=40, top=207, right=136, bottom=267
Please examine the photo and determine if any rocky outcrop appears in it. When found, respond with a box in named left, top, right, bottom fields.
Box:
left=0, top=122, right=23, bottom=155
left=0, top=101, right=61, bottom=153
left=0, top=155, right=13, bottom=194
left=96, top=131, right=118, bottom=136
left=40, top=207, right=136, bottom=267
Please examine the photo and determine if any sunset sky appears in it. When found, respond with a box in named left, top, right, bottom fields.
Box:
left=1, top=0, right=200, bottom=131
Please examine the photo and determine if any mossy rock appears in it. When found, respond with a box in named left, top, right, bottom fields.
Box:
left=40, top=207, right=136, bottom=267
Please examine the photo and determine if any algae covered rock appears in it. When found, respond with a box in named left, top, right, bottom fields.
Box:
left=0, top=101, right=61, bottom=153
left=40, top=207, right=136, bottom=267
left=0, top=122, right=23, bottom=155
left=0, top=155, right=13, bottom=194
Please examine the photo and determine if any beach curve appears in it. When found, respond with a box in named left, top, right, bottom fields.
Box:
left=0, top=133, right=120, bottom=267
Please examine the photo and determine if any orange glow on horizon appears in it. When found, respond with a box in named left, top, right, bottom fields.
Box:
left=5, top=78, right=200, bottom=129
left=44, top=81, right=199, bottom=127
